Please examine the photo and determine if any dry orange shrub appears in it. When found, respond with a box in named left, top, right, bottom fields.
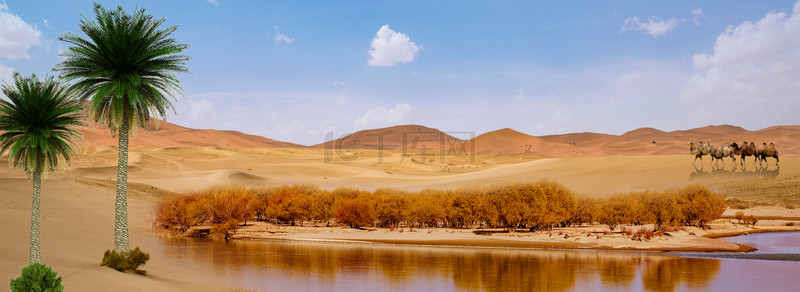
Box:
left=155, top=182, right=728, bottom=237
left=596, top=185, right=726, bottom=231
left=372, top=188, right=410, bottom=228
left=335, top=201, right=374, bottom=228
left=155, top=185, right=254, bottom=238
left=155, top=195, right=200, bottom=232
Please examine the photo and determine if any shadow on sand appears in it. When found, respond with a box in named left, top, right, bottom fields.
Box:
left=690, top=163, right=780, bottom=180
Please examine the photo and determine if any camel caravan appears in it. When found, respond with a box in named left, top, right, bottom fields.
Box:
left=688, top=141, right=779, bottom=168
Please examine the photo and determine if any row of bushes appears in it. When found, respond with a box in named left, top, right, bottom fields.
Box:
left=594, top=185, right=726, bottom=231
left=155, top=180, right=727, bottom=238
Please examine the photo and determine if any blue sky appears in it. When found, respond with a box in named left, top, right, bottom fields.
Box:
left=2, top=1, right=799, bottom=145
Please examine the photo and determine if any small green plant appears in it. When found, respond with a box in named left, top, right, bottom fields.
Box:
left=101, top=247, right=150, bottom=275
left=9, top=263, right=64, bottom=292
left=786, top=222, right=796, bottom=226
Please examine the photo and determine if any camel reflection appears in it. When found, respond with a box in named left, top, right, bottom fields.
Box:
left=691, top=164, right=779, bottom=180
left=160, top=238, right=720, bottom=292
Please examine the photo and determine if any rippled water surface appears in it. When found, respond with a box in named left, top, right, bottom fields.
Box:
left=152, top=233, right=800, bottom=291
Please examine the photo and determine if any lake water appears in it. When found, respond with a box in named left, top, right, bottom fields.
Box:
left=154, top=232, right=800, bottom=291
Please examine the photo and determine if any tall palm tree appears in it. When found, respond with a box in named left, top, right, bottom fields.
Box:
left=0, top=73, right=84, bottom=264
left=55, top=4, right=189, bottom=252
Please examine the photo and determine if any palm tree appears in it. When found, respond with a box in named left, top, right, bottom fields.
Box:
left=0, top=73, right=84, bottom=263
left=55, top=4, right=188, bottom=252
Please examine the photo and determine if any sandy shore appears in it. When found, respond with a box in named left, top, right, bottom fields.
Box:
left=224, top=220, right=800, bottom=253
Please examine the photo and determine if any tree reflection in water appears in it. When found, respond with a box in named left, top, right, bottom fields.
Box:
left=159, top=238, right=719, bottom=291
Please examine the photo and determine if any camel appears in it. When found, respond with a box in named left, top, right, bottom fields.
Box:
left=730, top=142, right=742, bottom=156
left=757, top=142, right=779, bottom=166
left=709, top=145, right=722, bottom=166
left=710, top=143, right=735, bottom=168
left=688, top=141, right=712, bottom=165
left=731, top=141, right=757, bottom=166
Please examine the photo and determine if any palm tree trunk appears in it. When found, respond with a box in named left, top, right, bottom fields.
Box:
left=114, top=104, right=131, bottom=252
left=29, top=164, right=42, bottom=264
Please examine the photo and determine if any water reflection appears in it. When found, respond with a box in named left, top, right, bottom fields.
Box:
left=598, top=257, right=637, bottom=287
left=157, top=238, right=721, bottom=291
left=642, top=258, right=719, bottom=292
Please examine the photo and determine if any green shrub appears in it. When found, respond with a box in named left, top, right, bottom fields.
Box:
left=786, top=222, right=796, bottom=226
left=101, top=247, right=150, bottom=275
left=9, top=263, right=64, bottom=292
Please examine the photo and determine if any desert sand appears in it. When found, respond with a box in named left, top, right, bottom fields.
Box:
left=2, top=122, right=799, bottom=291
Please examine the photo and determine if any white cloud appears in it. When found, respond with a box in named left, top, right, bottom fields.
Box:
left=333, top=81, right=347, bottom=106
left=0, top=62, right=12, bottom=81
left=168, top=90, right=367, bottom=145
left=691, top=9, right=703, bottom=26
left=682, top=0, right=800, bottom=128
left=621, top=16, right=682, bottom=37
left=0, top=4, right=42, bottom=59
left=207, top=0, right=219, bottom=5
left=267, top=120, right=336, bottom=145
left=355, top=103, right=413, bottom=129
left=535, top=107, right=577, bottom=133
left=273, top=26, right=294, bottom=45
left=514, top=88, right=526, bottom=102
left=368, top=25, right=419, bottom=67
left=474, top=59, right=691, bottom=136
left=188, top=99, right=218, bottom=121
left=621, top=9, right=706, bottom=36
left=0, top=62, right=13, bottom=99
left=42, top=19, right=49, bottom=28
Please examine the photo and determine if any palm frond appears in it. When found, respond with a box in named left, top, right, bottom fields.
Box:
left=0, top=73, right=86, bottom=175
left=54, top=3, right=190, bottom=134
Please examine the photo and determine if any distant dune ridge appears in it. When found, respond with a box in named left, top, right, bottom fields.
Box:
left=77, top=118, right=304, bottom=148
left=76, top=117, right=800, bottom=158
left=313, top=124, right=800, bottom=159
left=313, top=124, right=460, bottom=151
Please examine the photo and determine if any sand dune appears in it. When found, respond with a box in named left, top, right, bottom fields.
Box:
left=307, top=124, right=800, bottom=159
left=621, top=127, right=666, bottom=138
left=77, top=118, right=303, bottom=148
left=314, top=124, right=460, bottom=151
left=53, top=145, right=799, bottom=197
left=466, top=128, right=587, bottom=157
left=72, top=116, right=800, bottom=160
left=536, top=125, right=800, bottom=158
